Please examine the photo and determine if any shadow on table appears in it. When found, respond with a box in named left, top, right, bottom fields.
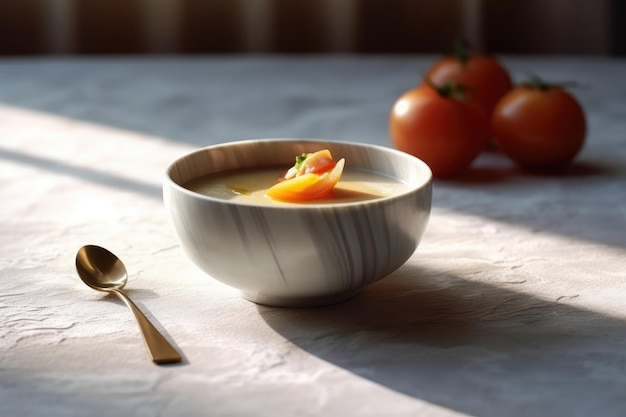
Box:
left=256, top=264, right=626, bottom=417
left=0, top=147, right=163, bottom=199
left=431, top=153, right=626, bottom=249
left=442, top=154, right=616, bottom=185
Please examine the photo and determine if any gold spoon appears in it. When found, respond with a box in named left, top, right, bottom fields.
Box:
left=75, top=245, right=182, bottom=364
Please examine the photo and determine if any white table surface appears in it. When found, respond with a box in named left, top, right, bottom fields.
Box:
left=1, top=55, right=625, bottom=417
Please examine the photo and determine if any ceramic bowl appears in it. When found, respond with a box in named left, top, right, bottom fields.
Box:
left=163, top=139, right=432, bottom=307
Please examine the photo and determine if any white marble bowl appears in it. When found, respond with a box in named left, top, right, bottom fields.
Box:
left=163, top=139, right=432, bottom=307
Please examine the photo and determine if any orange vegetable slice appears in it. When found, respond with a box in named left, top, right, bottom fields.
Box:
left=266, top=157, right=345, bottom=202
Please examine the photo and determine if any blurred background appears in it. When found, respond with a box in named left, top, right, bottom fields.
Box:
left=0, top=0, right=623, bottom=56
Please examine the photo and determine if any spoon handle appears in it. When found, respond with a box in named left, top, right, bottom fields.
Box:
left=112, top=289, right=182, bottom=364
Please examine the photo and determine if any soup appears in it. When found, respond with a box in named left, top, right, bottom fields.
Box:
left=184, top=167, right=410, bottom=205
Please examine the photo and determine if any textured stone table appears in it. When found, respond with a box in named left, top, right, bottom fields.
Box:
left=1, top=56, right=625, bottom=417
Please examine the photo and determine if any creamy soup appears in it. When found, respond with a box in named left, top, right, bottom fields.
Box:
left=184, top=167, right=410, bottom=205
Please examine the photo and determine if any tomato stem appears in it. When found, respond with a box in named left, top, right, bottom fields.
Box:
left=453, top=40, right=471, bottom=66
left=424, top=77, right=469, bottom=101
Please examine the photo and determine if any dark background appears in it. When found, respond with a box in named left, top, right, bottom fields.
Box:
left=0, top=0, right=623, bottom=55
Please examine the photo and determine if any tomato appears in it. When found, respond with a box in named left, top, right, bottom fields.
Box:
left=491, top=80, right=586, bottom=172
left=424, top=51, right=512, bottom=116
left=389, top=84, right=491, bottom=178
left=266, top=151, right=345, bottom=202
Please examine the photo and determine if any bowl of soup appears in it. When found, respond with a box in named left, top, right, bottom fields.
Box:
left=163, top=139, right=432, bottom=307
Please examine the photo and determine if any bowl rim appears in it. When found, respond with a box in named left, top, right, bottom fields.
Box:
left=164, top=138, right=432, bottom=209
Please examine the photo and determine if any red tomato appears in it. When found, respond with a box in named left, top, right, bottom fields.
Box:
left=491, top=82, right=586, bottom=172
left=389, top=84, right=491, bottom=178
left=425, top=53, right=513, bottom=115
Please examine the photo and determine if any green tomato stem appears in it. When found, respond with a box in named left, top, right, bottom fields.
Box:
left=424, top=77, right=469, bottom=101
left=453, top=40, right=471, bottom=66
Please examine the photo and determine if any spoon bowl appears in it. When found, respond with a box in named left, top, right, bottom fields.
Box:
left=75, top=245, right=181, bottom=364
left=76, top=245, right=128, bottom=291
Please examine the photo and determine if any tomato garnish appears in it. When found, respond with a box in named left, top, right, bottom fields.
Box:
left=283, top=149, right=337, bottom=179
left=266, top=150, right=345, bottom=202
